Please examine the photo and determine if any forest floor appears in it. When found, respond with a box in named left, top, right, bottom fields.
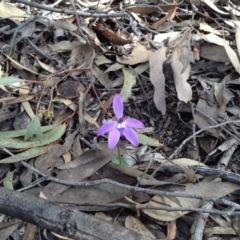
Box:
left=1, top=0, right=240, bottom=239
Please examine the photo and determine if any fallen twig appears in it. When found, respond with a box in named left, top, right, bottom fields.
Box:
left=19, top=162, right=240, bottom=210
left=14, top=0, right=128, bottom=17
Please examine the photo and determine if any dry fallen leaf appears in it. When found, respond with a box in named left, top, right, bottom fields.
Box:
left=92, top=24, right=132, bottom=45
left=166, top=221, right=177, bottom=240
left=142, top=181, right=240, bottom=221
left=203, top=0, right=229, bottom=15
left=126, top=5, right=176, bottom=15
left=42, top=143, right=126, bottom=199
left=125, top=216, right=155, bottom=239
left=0, top=1, right=29, bottom=21
left=151, top=3, right=177, bottom=30
left=171, top=47, right=192, bottom=102
left=200, top=44, right=230, bottom=62
left=234, top=21, right=240, bottom=57
left=149, top=47, right=167, bottom=115
left=120, top=68, right=136, bottom=102
left=196, top=32, right=229, bottom=46
left=223, top=39, right=240, bottom=74
left=117, top=44, right=153, bottom=65
left=195, top=81, right=222, bottom=138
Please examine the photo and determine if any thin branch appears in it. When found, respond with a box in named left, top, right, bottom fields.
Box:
left=169, top=120, right=240, bottom=160
left=190, top=202, right=213, bottom=240
left=14, top=0, right=128, bottom=17
left=69, top=0, right=90, bottom=44
left=20, top=161, right=240, bottom=210
left=195, top=108, right=240, bottom=143
left=55, top=200, right=240, bottom=216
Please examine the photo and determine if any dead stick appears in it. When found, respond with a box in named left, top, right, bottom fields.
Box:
left=13, top=0, right=128, bottom=18
left=0, top=187, right=145, bottom=240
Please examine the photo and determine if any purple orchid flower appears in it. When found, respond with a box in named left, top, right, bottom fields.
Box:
left=97, top=94, right=144, bottom=149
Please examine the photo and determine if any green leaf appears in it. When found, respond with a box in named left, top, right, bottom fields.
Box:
left=121, top=68, right=136, bottom=102
left=0, top=76, right=24, bottom=85
left=136, top=132, right=163, bottom=147
left=0, top=145, right=52, bottom=163
left=0, top=124, right=56, bottom=140
left=0, top=124, right=66, bottom=149
left=112, top=156, right=129, bottom=166
left=24, top=117, right=43, bottom=141
left=3, top=170, right=14, bottom=189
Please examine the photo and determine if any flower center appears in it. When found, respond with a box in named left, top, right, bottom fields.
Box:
left=117, top=118, right=125, bottom=129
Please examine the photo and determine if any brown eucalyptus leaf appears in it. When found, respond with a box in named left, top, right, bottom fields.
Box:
left=126, top=5, right=175, bottom=14
left=151, top=3, right=177, bottom=30
left=92, top=24, right=132, bottom=45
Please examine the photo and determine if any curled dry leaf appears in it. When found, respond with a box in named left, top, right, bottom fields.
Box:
left=151, top=3, right=177, bottom=30
left=117, top=44, right=153, bottom=65
left=92, top=24, right=132, bottom=45
left=203, top=0, right=229, bottom=15
left=149, top=47, right=167, bottom=114
left=169, top=28, right=192, bottom=73
left=223, top=38, right=240, bottom=74
left=195, top=81, right=222, bottom=138
left=234, top=21, right=240, bottom=57
left=171, top=47, right=192, bottom=103
left=199, top=22, right=223, bottom=36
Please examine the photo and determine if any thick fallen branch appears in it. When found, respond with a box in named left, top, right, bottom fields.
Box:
left=0, top=187, right=145, bottom=240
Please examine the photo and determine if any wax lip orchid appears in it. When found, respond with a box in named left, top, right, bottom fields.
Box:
left=97, top=94, right=145, bottom=149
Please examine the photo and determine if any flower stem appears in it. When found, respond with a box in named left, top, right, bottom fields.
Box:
left=117, top=144, right=122, bottom=165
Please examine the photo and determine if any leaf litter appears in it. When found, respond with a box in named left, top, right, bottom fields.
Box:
left=1, top=0, right=240, bottom=239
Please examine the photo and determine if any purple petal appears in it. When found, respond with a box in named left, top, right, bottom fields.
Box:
left=97, top=120, right=117, bottom=137
left=123, top=127, right=139, bottom=147
left=125, top=118, right=144, bottom=129
left=113, top=94, right=123, bottom=120
left=108, top=129, right=120, bottom=149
